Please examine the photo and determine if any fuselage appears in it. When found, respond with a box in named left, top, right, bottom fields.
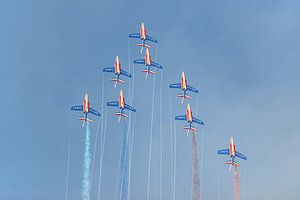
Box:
left=83, top=94, right=90, bottom=114
left=140, top=22, right=146, bottom=40
left=229, top=136, right=236, bottom=157
left=181, top=71, right=187, bottom=91
left=114, top=56, right=121, bottom=75
left=118, top=90, right=125, bottom=109
left=145, top=48, right=151, bottom=66
left=186, top=103, right=193, bottom=123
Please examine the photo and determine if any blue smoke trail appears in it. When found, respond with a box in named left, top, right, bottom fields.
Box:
left=82, top=121, right=92, bottom=200
left=119, top=121, right=129, bottom=200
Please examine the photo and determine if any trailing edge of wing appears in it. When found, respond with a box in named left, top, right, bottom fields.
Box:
left=89, top=107, right=101, bottom=117
left=146, top=35, right=158, bottom=43
left=103, top=67, right=114, bottom=73
left=124, top=104, right=136, bottom=112
left=235, top=151, right=247, bottom=160
left=192, top=117, right=204, bottom=125
left=175, top=115, right=187, bottom=121
left=133, top=59, right=145, bottom=65
left=187, top=85, right=199, bottom=93
left=71, top=105, right=83, bottom=111
left=129, top=33, right=140, bottom=38
left=169, top=83, right=181, bottom=89
left=151, top=61, right=163, bottom=69
left=120, top=69, right=132, bottom=78
left=217, top=148, right=230, bottom=155
left=107, top=101, right=119, bottom=107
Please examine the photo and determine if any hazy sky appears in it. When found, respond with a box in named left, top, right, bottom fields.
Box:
left=1, top=0, right=300, bottom=200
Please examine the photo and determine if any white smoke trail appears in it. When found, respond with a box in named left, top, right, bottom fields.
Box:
left=159, top=70, right=163, bottom=200
left=199, top=126, right=205, bottom=200
left=146, top=68, right=156, bottom=200
left=173, top=115, right=177, bottom=200
left=96, top=107, right=108, bottom=200
left=65, top=120, right=72, bottom=200
left=90, top=75, right=103, bottom=191
left=127, top=61, right=136, bottom=199
left=168, top=89, right=174, bottom=199
left=82, top=122, right=92, bottom=200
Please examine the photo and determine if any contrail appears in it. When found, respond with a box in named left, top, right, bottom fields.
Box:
left=119, top=121, right=129, bottom=200
left=65, top=120, right=72, bottom=200
left=82, top=121, right=92, bottom=200
left=192, top=134, right=200, bottom=200
left=90, top=75, right=103, bottom=192
left=146, top=67, right=156, bottom=200
left=173, top=118, right=176, bottom=200
left=96, top=107, right=108, bottom=200
left=159, top=70, right=163, bottom=200
left=168, top=89, right=173, bottom=199
left=234, top=167, right=240, bottom=200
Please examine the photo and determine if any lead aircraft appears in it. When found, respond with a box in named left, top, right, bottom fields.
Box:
left=129, top=22, right=158, bottom=53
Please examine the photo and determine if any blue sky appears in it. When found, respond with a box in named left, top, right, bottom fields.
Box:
left=1, top=0, right=300, bottom=200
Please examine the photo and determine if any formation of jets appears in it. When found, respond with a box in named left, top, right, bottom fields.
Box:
left=70, top=22, right=247, bottom=170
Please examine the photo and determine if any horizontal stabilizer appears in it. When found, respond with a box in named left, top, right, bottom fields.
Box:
left=183, top=126, right=197, bottom=132
left=78, top=117, right=93, bottom=123
left=115, top=112, right=128, bottom=118
left=178, top=94, right=191, bottom=99
left=142, top=69, right=156, bottom=74
left=111, top=78, right=124, bottom=83
left=137, top=43, right=150, bottom=49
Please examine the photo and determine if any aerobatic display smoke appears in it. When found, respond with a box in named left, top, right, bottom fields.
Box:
left=234, top=167, right=240, bottom=200
left=192, top=134, right=200, bottom=200
left=82, top=122, right=92, bottom=200
left=119, top=122, right=129, bottom=200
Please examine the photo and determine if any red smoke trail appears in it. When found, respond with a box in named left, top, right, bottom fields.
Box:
left=234, top=166, right=240, bottom=200
left=192, top=135, right=200, bottom=200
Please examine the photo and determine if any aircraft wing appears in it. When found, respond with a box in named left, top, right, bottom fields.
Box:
left=175, top=115, right=187, bottom=121
left=187, top=85, right=199, bottom=93
left=235, top=151, right=247, bottom=160
left=89, top=107, right=101, bottom=117
left=129, top=33, right=140, bottom=39
left=133, top=59, right=145, bottom=65
left=71, top=105, right=83, bottom=111
left=217, top=148, right=230, bottom=155
left=146, top=35, right=158, bottom=43
left=192, top=117, right=204, bottom=125
left=107, top=101, right=119, bottom=107
left=169, top=83, right=181, bottom=89
left=103, top=67, right=114, bottom=73
left=120, top=69, right=132, bottom=78
left=124, top=103, right=136, bottom=112
left=150, top=61, right=163, bottom=69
